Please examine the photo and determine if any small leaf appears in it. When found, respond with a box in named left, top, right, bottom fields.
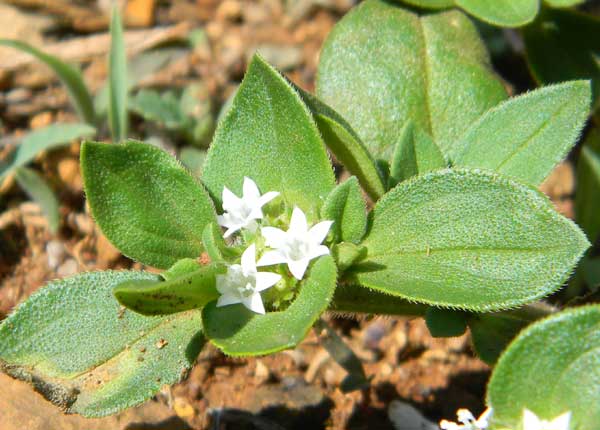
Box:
left=544, top=0, right=584, bottom=5
left=487, top=305, right=600, bottom=430
left=389, top=122, right=446, bottom=188
left=353, top=169, right=590, bottom=311
left=0, top=271, right=204, bottom=417
left=332, top=242, right=367, bottom=273
left=81, top=140, right=216, bottom=269
left=108, top=7, right=128, bottom=142
left=296, top=87, right=386, bottom=200
left=455, top=0, right=538, bottom=27
left=317, top=0, right=506, bottom=159
left=202, top=256, right=337, bottom=356
left=322, top=177, right=367, bottom=244
left=179, top=147, right=206, bottom=178
left=0, top=40, right=95, bottom=124
left=201, top=223, right=237, bottom=263
left=425, top=307, right=467, bottom=338
left=0, top=123, right=95, bottom=181
left=130, top=90, right=186, bottom=130
left=523, top=9, right=600, bottom=111
left=161, top=258, right=202, bottom=281
left=114, top=264, right=223, bottom=316
left=330, top=284, right=427, bottom=317
left=313, top=319, right=369, bottom=393
left=453, top=81, right=590, bottom=185
left=397, top=0, right=454, bottom=8
left=203, top=55, right=335, bottom=216
left=576, top=130, right=600, bottom=243
left=14, top=167, right=60, bottom=233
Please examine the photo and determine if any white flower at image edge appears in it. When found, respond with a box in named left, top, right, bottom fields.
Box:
left=440, top=408, right=493, bottom=430
left=522, top=409, right=571, bottom=430
left=216, top=244, right=281, bottom=314
left=217, top=177, right=280, bottom=238
left=257, top=207, right=333, bottom=280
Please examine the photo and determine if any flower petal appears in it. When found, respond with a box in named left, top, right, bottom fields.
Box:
left=241, top=244, right=257, bottom=274
left=309, top=220, right=333, bottom=245
left=222, top=186, right=240, bottom=210
left=255, top=272, right=281, bottom=291
left=261, top=226, right=288, bottom=248
left=257, top=250, right=287, bottom=267
left=523, top=409, right=541, bottom=430
left=258, top=191, right=280, bottom=207
left=289, top=207, right=308, bottom=234
left=308, top=245, right=330, bottom=260
left=217, top=294, right=241, bottom=307
left=550, top=412, right=571, bottom=430
left=288, top=258, right=310, bottom=280
left=243, top=292, right=265, bottom=314
left=243, top=176, right=261, bottom=201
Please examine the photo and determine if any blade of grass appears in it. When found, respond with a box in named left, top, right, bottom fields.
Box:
left=108, top=6, right=128, bottom=143
left=14, top=167, right=60, bottom=233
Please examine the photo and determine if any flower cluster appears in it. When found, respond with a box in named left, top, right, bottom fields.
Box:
left=439, top=407, right=571, bottom=430
left=215, top=177, right=333, bottom=314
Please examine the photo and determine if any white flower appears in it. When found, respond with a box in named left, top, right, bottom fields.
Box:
left=440, top=408, right=493, bottom=430
left=216, top=244, right=281, bottom=314
left=257, top=207, right=333, bottom=280
left=522, top=409, right=571, bottom=430
left=217, top=177, right=280, bottom=238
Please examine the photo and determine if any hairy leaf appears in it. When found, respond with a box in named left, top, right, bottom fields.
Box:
left=544, top=0, right=584, bottom=5
left=576, top=130, right=600, bottom=243
left=398, top=0, right=454, bottom=8
left=202, top=256, right=337, bottom=356
left=322, top=177, right=367, bottom=244
left=330, top=284, right=427, bottom=317
left=353, top=169, right=589, bottom=311
left=81, top=140, right=216, bottom=269
left=455, top=0, right=538, bottom=27
left=14, top=167, right=60, bottom=233
left=108, top=7, right=128, bottom=142
left=453, top=81, right=590, bottom=184
left=296, top=88, right=385, bottom=200
left=425, top=307, right=467, bottom=338
left=317, top=0, right=506, bottom=159
left=203, top=55, right=334, bottom=216
left=0, top=123, right=95, bottom=181
left=0, top=40, right=95, bottom=124
left=114, top=263, right=224, bottom=315
left=488, top=305, right=600, bottom=430
left=0, top=271, right=204, bottom=417
left=523, top=9, right=600, bottom=111
left=389, top=122, right=446, bottom=187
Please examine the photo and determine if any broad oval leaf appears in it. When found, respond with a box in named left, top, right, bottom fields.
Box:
left=453, top=81, right=591, bottom=185
left=0, top=271, right=204, bottom=417
left=317, top=0, right=506, bottom=159
left=487, top=305, right=600, bottom=430
left=322, top=177, right=367, bottom=244
left=202, top=255, right=337, bottom=356
left=455, top=0, right=538, bottom=27
left=353, top=169, right=589, bottom=311
left=108, top=7, right=128, bottom=143
left=0, top=123, right=96, bottom=181
left=296, top=87, right=386, bottom=200
left=0, top=40, right=95, bottom=124
left=14, top=167, right=60, bottom=233
left=203, top=55, right=335, bottom=215
left=523, top=9, right=600, bottom=111
left=114, top=263, right=224, bottom=315
left=81, top=140, right=216, bottom=269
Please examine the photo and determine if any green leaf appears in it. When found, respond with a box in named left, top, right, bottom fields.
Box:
left=576, top=130, right=600, bottom=243
left=389, top=122, right=446, bottom=188
left=203, top=55, right=335, bottom=215
left=544, top=0, right=584, bottom=6
left=202, top=255, right=337, bottom=356
left=352, top=169, right=590, bottom=311
left=201, top=223, right=237, bottom=263
left=425, top=307, right=467, bottom=338
left=130, top=90, right=186, bottom=129
left=322, top=177, right=367, bottom=244
left=316, top=0, right=506, bottom=160
left=14, top=167, right=60, bottom=233
left=0, top=271, right=204, bottom=417
left=453, top=81, right=591, bottom=185
left=487, top=305, right=600, bottom=430
left=582, top=257, right=600, bottom=288
left=313, top=319, right=369, bottom=393
left=81, top=140, right=216, bottom=269
left=332, top=242, right=367, bottom=273
left=114, top=263, right=223, bottom=316
left=0, top=123, right=95, bottom=181
left=523, top=9, right=600, bottom=111
left=397, top=0, right=454, bottom=8
left=179, top=147, right=207, bottom=178
left=455, top=0, right=538, bottom=27
left=330, top=283, right=427, bottom=317
left=108, top=7, right=128, bottom=142
left=296, top=87, right=385, bottom=200
left=0, top=40, right=95, bottom=124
